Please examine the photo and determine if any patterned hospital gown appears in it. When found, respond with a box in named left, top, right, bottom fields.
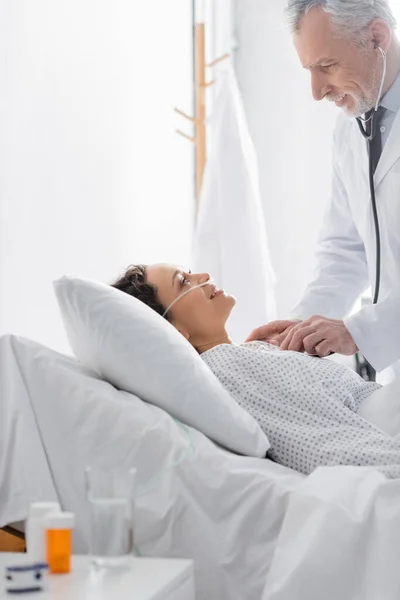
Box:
left=201, top=342, right=400, bottom=478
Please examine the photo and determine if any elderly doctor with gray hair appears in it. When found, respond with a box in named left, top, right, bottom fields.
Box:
left=248, top=0, right=400, bottom=382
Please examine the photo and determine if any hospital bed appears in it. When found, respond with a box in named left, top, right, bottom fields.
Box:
left=0, top=334, right=303, bottom=600
left=2, top=333, right=400, bottom=599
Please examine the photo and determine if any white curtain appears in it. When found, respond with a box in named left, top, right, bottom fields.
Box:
left=192, top=66, right=276, bottom=342
left=234, top=0, right=338, bottom=318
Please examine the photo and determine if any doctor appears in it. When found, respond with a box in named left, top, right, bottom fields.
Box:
left=248, top=0, right=400, bottom=381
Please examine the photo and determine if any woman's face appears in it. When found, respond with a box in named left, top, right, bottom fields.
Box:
left=146, top=264, right=236, bottom=344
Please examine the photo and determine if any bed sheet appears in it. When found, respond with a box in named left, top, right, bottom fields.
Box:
left=0, top=334, right=303, bottom=600
left=261, top=356, right=400, bottom=598
left=263, top=466, right=400, bottom=600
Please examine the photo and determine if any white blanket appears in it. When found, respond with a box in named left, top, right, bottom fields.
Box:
left=263, top=466, right=400, bottom=600
left=262, top=376, right=400, bottom=599
left=0, top=334, right=302, bottom=600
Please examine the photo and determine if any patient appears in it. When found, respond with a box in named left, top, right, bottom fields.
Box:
left=112, top=264, right=400, bottom=479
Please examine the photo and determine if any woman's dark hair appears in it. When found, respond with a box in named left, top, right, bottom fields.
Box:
left=111, top=264, right=170, bottom=320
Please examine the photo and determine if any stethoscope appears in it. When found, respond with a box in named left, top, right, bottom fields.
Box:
left=355, top=45, right=387, bottom=305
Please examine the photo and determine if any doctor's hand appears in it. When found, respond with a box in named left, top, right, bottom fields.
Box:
left=279, top=316, right=358, bottom=357
left=246, top=320, right=301, bottom=345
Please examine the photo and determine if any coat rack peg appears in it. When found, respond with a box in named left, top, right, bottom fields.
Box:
left=176, top=130, right=196, bottom=143
left=202, top=80, right=215, bottom=88
left=207, top=52, right=230, bottom=68
left=174, top=108, right=197, bottom=123
left=194, top=17, right=206, bottom=210
left=175, top=6, right=208, bottom=212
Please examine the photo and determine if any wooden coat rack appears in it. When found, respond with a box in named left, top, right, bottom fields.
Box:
left=174, top=7, right=229, bottom=212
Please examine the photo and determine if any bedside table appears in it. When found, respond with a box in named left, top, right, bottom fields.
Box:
left=0, top=554, right=195, bottom=599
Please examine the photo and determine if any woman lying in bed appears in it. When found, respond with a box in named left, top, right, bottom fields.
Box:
left=112, top=264, right=400, bottom=479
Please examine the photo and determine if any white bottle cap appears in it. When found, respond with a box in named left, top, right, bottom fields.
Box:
left=29, top=502, right=61, bottom=519
left=45, top=512, right=75, bottom=530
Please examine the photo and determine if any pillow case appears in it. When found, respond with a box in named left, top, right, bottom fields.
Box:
left=53, top=276, right=270, bottom=457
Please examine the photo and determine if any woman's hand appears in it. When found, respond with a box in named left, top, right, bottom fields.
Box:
left=246, top=320, right=301, bottom=346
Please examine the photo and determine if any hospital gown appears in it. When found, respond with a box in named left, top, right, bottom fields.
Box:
left=201, top=342, right=400, bottom=478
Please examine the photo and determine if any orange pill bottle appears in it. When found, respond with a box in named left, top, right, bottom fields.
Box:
left=45, top=512, right=75, bottom=574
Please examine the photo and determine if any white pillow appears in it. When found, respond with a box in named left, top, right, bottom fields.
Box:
left=53, top=276, right=270, bottom=457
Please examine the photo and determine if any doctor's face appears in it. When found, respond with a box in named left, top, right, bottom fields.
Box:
left=293, top=7, right=387, bottom=117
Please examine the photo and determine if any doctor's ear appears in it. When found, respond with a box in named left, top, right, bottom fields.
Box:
left=370, top=18, right=392, bottom=54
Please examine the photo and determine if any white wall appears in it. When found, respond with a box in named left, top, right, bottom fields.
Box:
left=234, top=0, right=337, bottom=318
left=391, top=1, right=400, bottom=24
left=0, top=0, right=194, bottom=353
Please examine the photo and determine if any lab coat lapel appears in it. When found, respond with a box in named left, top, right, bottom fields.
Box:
left=375, top=109, right=400, bottom=186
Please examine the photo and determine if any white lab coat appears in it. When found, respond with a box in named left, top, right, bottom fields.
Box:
left=292, top=110, right=400, bottom=378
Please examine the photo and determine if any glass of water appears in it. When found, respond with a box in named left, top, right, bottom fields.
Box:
left=85, top=466, right=136, bottom=567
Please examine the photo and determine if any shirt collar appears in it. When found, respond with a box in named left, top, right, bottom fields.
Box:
left=381, top=69, right=400, bottom=113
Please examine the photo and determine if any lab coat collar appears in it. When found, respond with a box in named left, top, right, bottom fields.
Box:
left=380, top=68, right=400, bottom=114
left=375, top=108, right=400, bottom=186
left=374, top=69, right=400, bottom=185
left=352, top=107, right=400, bottom=188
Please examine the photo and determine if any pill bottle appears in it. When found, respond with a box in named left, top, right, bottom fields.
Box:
left=26, top=502, right=61, bottom=563
left=45, top=512, right=75, bottom=574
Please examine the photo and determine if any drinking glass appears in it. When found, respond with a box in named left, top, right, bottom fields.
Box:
left=85, top=466, right=136, bottom=567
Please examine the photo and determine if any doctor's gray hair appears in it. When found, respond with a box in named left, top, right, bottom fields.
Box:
left=286, top=0, right=397, bottom=40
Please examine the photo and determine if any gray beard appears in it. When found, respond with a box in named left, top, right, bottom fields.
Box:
left=343, top=61, right=382, bottom=118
